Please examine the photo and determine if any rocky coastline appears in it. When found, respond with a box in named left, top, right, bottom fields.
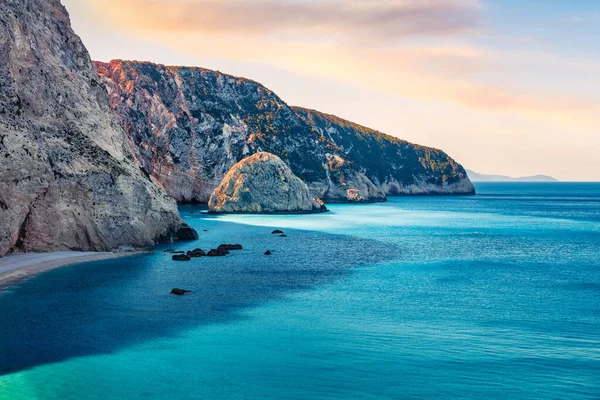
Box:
left=209, top=153, right=328, bottom=214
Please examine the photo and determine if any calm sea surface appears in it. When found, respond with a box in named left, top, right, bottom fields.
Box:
left=0, top=183, right=599, bottom=399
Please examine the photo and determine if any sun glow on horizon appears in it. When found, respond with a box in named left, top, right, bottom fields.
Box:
left=63, top=0, right=600, bottom=181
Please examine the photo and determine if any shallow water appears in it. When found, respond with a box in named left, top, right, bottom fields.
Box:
left=0, top=183, right=599, bottom=399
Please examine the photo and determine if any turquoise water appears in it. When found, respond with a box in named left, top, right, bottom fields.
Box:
left=1, top=183, right=599, bottom=399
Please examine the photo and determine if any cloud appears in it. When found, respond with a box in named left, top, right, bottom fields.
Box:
left=86, top=0, right=599, bottom=129
left=132, top=31, right=598, bottom=128
left=91, top=0, right=482, bottom=41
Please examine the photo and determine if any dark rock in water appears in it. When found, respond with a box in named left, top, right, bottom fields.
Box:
left=187, top=249, right=206, bottom=257
left=264, top=250, right=272, bottom=255
left=172, top=254, right=191, bottom=261
left=280, top=234, right=288, bottom=237
left=170, top=251, right=185, bottom=254
left=174, top=224, right=199, bottom=241
left=164, top=249, right=176, bottom=253
left=171, top=288, right=191, bottom=295
left=203, top=229, right=208, bottom=232
left=272, top=230, right=284, bottom=234
left=218, top=244, right=243, bottom=251
left=207, top=249, right=228, bottom=257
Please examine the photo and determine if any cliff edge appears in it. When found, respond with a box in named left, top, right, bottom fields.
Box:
left=0, top=0, right=196, bottom=256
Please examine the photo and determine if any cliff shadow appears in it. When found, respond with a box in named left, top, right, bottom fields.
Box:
left=0, top=218, right=401, bottom=376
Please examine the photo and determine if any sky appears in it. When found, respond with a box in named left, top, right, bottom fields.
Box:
left=62, top=0, right=600, bottom=181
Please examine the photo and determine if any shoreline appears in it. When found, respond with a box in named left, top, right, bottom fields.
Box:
left=0, top=251, right=145, bottom=292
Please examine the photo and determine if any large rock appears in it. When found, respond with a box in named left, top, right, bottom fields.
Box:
left=209, top=152, right=328, bottom=214
left=94, top=60, right=474, bottom=203
left=0, top=0, right=196, bottom=256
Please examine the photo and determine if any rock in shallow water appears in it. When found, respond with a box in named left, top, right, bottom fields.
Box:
left=218, top=244, right=243, bottom=251
left=208, top=153, right=328, bottom=214
left=173, top=224, right=199, bottom=241
left=207, top=249, right=229, bottom=257
left=187, top=249, right=206, bottom=258
left=171, top=288, right=191, bottom=295
left=172, top=254, right=191, bottom=261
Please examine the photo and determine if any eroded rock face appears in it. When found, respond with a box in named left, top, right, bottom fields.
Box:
left=209, top=153, right=327, bottom=214
left=94, top=60, right=474, bottom=203
left=0, top=0, right=196, bottom=256
left=293, top=108, right=475, bottom=196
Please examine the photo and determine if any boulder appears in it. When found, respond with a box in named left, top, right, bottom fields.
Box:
left=271, top=230, right=284, bottom=234
left=207, top=249, right=228, bottom=257
left=172, top=254, right=191, bottom=261
left=187, top=249, right=206, bottom=257
left=171, top=288, right=191, bottom=295
left=175, top=224, right=200, bottom=241
left=208, top=153, right=328, bottom=214
left=264, top=250, right=272, bottom=255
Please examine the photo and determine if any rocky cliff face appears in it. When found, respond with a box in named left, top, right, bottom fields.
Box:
left=95, top=60, right=474, bottom=203
left=209, top=152, right=327, bottom=214
left=293, top=108, right=475, bottom=196
left=94, top=60, right=380, bottom=204
left=0, top=0, right=196, bottom=256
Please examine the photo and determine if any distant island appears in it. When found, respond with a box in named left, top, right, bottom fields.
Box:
left=466, top=170, right=558, bottom=182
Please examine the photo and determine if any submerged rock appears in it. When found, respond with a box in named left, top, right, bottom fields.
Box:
left=209, top=153, right=328, bottom=214
left=171, top=288, right=191, bottom=295
left=218, top=244, right=243, bottom=251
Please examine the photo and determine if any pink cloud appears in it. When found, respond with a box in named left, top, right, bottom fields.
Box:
left=92, top=0, right=482, bottom=40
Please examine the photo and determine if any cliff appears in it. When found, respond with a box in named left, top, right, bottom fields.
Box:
left=293, top=108, right=475, bottom=196
left=0, top=0, right=196, bottom=256
left=209, top=152, right=327, bottom=214
left=95, top=60, right=473, bottom=203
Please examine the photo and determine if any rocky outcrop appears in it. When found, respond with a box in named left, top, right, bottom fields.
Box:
left=171, top=288, right=191, bottom=295
left=293, top=108, right=475, bottom=196
left=0, top=0, right=196, bottom=256
left=209, top=152, right=328, bottom=214
left=95, top=60, right=474, bottom=203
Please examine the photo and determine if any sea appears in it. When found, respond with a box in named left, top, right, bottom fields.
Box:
left=0, top=183, right=599, bottom=399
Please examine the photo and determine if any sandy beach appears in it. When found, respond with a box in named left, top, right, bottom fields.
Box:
left=0, top=251, right=140, bottom=291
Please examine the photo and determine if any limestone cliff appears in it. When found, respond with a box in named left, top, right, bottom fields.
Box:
left=0, top=0, right=196, bottom=256
left=94, top=60, right=474, bottom=203
left=293, top=108, right=475, bottom=196
left=209, top=152, right=327, bottom=214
